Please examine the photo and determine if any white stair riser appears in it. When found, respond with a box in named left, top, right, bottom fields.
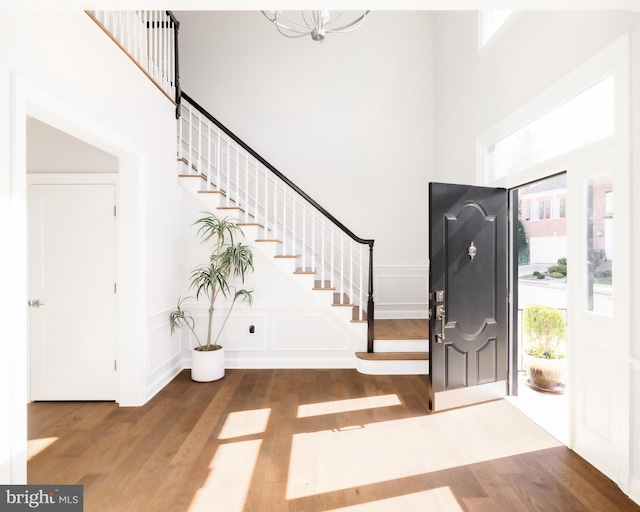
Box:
left=374, top=339, right=429, bottom=353
left=356, top=359, right=429, bottom=375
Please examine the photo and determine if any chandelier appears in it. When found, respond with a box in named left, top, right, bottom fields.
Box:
left=261, top=10, right=370, bottom=42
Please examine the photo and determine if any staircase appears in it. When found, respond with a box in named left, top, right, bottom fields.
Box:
left=357, top=319, right=429, bottom=375
left=89, top=9, right=429, bottom=374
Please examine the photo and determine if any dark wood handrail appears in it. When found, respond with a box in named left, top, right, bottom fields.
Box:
left=181, top=91, right=376, bottom=350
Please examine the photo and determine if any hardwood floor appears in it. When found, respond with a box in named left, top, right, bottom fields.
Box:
left=28, top=369, right=639, bottom=512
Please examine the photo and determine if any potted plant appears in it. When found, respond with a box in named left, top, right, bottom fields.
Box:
left=523, top=304, right=567, bottom=393
left=169, top=213, right=254, bottom=382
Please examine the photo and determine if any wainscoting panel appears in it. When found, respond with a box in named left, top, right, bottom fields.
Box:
left=375, top=266, right=429, bottom=319
left=271, top=313, right=349, bottom=351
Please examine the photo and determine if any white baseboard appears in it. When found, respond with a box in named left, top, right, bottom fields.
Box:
left=630, top=476, right=640, bottom=506
left=182, top=355, right=357, bottom=370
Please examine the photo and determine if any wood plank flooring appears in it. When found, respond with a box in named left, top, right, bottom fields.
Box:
left=28, top=369, right=639, bottom=512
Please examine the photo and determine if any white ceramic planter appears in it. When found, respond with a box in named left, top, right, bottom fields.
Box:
left=524, top=354, right=567, bottom=394
left=191, top=346, right=225, bottom=382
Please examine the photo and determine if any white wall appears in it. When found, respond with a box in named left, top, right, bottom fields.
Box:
left=434, top=11, right=637, bottom=184
left=27, top=118, right=119, bottom=173
left=433, top=10, right=639, bottom=504
left=175, top=10, right=435, bottom=318
left=0, top=9, right=186, bottom=482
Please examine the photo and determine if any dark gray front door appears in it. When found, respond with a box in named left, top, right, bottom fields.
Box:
left=428, top=182, right=509, bottom=412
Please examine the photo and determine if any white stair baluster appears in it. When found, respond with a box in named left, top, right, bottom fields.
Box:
left=216, top=130, right=221, bottom=192
left=245, top=153, right=250, bottom=222
left=225, top=136, right=231, bottom=206
left=187, top=103, right=193, bottom=170
left=310, top=207, right=315, bottom=276
left=321, top=216, right=326, bottom=286
left=302, top=200, right=307, bottom=271
left=254, top=160, right=259, bottom=228
left=206, top=123, right=212, bottom=189
left=349, top=241, right=354, bottom=310
left=235, top=144, right=240, bottom=210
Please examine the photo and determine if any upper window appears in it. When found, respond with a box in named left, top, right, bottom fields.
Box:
left=485, top=75, right=614, bottom=182
left=480, top=10, right=513, bottom=48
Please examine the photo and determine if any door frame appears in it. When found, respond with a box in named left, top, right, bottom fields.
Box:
left=6, top=76, right=145, bottom=483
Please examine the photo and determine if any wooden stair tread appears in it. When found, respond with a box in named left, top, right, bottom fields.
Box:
left=355, top=352, right=429, bottom=361
left=374, top=319, right=429, bottom=340
left=294, top=268, right=316, bottom=275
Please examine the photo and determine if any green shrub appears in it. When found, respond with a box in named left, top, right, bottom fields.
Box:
left=536, top=273, right=546, bottom=279
left=524, top=305, right=566, bottom=359
left=550, top=272, right=564, bottom=279
left=547, top=257, right=567, bottom=277
left=533, top=271, right=540, bottom=276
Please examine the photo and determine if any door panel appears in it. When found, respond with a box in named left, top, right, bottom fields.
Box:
left=429, top=183, right=509, bottom=412
left=29, top=183, right=117, bottom=400
left=570, top=152, right=630, bottom=485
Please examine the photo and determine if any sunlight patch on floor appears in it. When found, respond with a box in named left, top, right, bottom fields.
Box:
left=297, top=394, right=402, bottom=418
left=326, top=487, right=464, bottom=512
left=189, top=439, right=262, bottom=512
left=287, top=400, right=561, bottom=500
left=27, top=437, right=58, bottom=460
left=218, top=408, right=271, bottom=440
left=506, top=375, right=569, bottom=445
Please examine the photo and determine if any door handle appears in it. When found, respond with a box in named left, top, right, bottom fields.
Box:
left=435, top=305, right=445, bottom=343
left=28, top=300, right=44, bottom=308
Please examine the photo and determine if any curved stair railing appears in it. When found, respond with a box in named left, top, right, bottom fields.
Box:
left=178, top=93, right=375, bottom=350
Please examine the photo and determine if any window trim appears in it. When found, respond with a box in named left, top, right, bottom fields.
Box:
left=476, top=33, right=630, bottom=189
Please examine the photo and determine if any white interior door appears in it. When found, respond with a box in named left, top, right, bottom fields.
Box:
left=29, top=183, right=117, bottom=400
left=569, top=149, right=630, bottom=487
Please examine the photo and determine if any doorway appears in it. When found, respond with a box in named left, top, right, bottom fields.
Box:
left=506, top=173, right=569, bottom=444
left=26, top=119, right=119, bottom=401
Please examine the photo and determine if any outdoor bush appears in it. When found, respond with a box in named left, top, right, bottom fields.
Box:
left=550, top=272, right=564, bottom=279
left=547, top=257, right=567, bottom=277
left=524, top=305, right=566, bottom=359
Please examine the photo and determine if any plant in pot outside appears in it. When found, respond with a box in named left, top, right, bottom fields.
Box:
left=523, top=304, right=567, bottom=394
left=169, top=213, right=254, bottom=382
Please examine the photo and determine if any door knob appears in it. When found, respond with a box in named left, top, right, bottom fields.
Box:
left=28, top=300, right=44, bottom=307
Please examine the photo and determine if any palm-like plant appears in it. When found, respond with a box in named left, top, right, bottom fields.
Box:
left=169, top=213, right=254, bottom=351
